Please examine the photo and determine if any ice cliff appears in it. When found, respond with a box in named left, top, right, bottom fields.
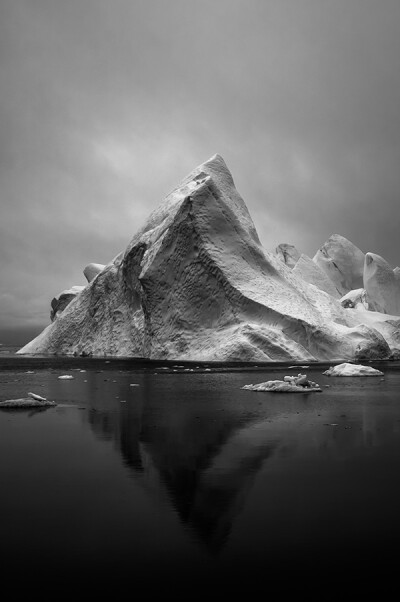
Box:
left=18, top=154, right=400, bottom=361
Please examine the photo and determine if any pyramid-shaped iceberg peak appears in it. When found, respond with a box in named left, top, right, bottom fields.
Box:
left=18, top=155, right=399, bottom=361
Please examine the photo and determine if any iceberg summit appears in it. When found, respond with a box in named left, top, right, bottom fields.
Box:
left=18, top=154, right=400, bottom=362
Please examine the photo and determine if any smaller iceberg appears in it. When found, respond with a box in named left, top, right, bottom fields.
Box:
left=323, top=363, right=384, bottom=376
left=242, top=373, right=322, bottom=393
left=0, top=398, right=57, bottom=409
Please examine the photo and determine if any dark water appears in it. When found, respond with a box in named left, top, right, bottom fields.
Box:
left=1, top=354, right=400, bottom=593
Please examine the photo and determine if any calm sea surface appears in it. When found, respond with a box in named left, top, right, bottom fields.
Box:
left=1, top=348, right=400, bottom=592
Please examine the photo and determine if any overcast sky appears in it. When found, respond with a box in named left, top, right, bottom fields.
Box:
left=1, top=0, right=400, bottom=340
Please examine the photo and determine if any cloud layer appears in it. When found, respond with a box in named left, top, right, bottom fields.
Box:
left=1, top=0, right=400, bottom=335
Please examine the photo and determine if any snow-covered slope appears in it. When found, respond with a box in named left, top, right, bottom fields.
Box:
left=18, top=155, right=400, bottom=361
left=292, top=254, right=340, bottom=298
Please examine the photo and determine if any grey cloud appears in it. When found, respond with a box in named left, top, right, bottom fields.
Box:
left=1, top=0, right=400, bottom=335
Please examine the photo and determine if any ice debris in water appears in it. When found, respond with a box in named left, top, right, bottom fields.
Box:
left=242, top=373, right=322, bottom=393
left=0, top=396, right=57, bottom=408
left=323, top=363, right=384, bottom=376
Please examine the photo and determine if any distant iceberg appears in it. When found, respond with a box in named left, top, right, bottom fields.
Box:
left=323, top=363, right=384, bottom=376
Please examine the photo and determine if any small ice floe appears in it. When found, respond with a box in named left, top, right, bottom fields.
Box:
left=25, top=371, right=35, bottom=374
left=129, top=383, right=139, bottom=387
left=242, top=373, right=322, bottom=393
left=0, top=396, right=57, bottom=408
left=58, top=375, right=74, bottom=380
left=323, top=363, right=384, bottom=377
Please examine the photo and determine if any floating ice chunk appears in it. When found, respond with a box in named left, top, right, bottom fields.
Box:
left=323, top=363, right=384, bottom=376
left=242, top=373, right=321, bottom=393
left=0, top=398, right=57, bottom=408
left=243, top=380, right=322, bottom=393
left=58, top=375, right=74, bottom=380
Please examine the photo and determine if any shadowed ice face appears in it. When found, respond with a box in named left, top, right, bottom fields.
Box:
left=364, top=252, right=393, bottom=284
left=364, top=252, right=400, bottom=315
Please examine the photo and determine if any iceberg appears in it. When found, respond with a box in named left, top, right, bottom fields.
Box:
left=323, top=363, right=384, bottom=376
left=313, top=234, right=365, bottom=296
left=242, top=374, right=322, bottom=392
left=364, top=252, right=400, bottom=316
left=18, top=154, right=400, bottom=362
left=0, top=398, right=57, bottom=408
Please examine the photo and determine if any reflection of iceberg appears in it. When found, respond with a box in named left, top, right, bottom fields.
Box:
left=84, top=386, right=277, bottom=554
left=77, top=367, right=399, bottom=565
left=134, top=418, right=277, bottom=554
left=186, top=424, right=277, bottom=552
left=87, top=405, right=144, bottom=471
